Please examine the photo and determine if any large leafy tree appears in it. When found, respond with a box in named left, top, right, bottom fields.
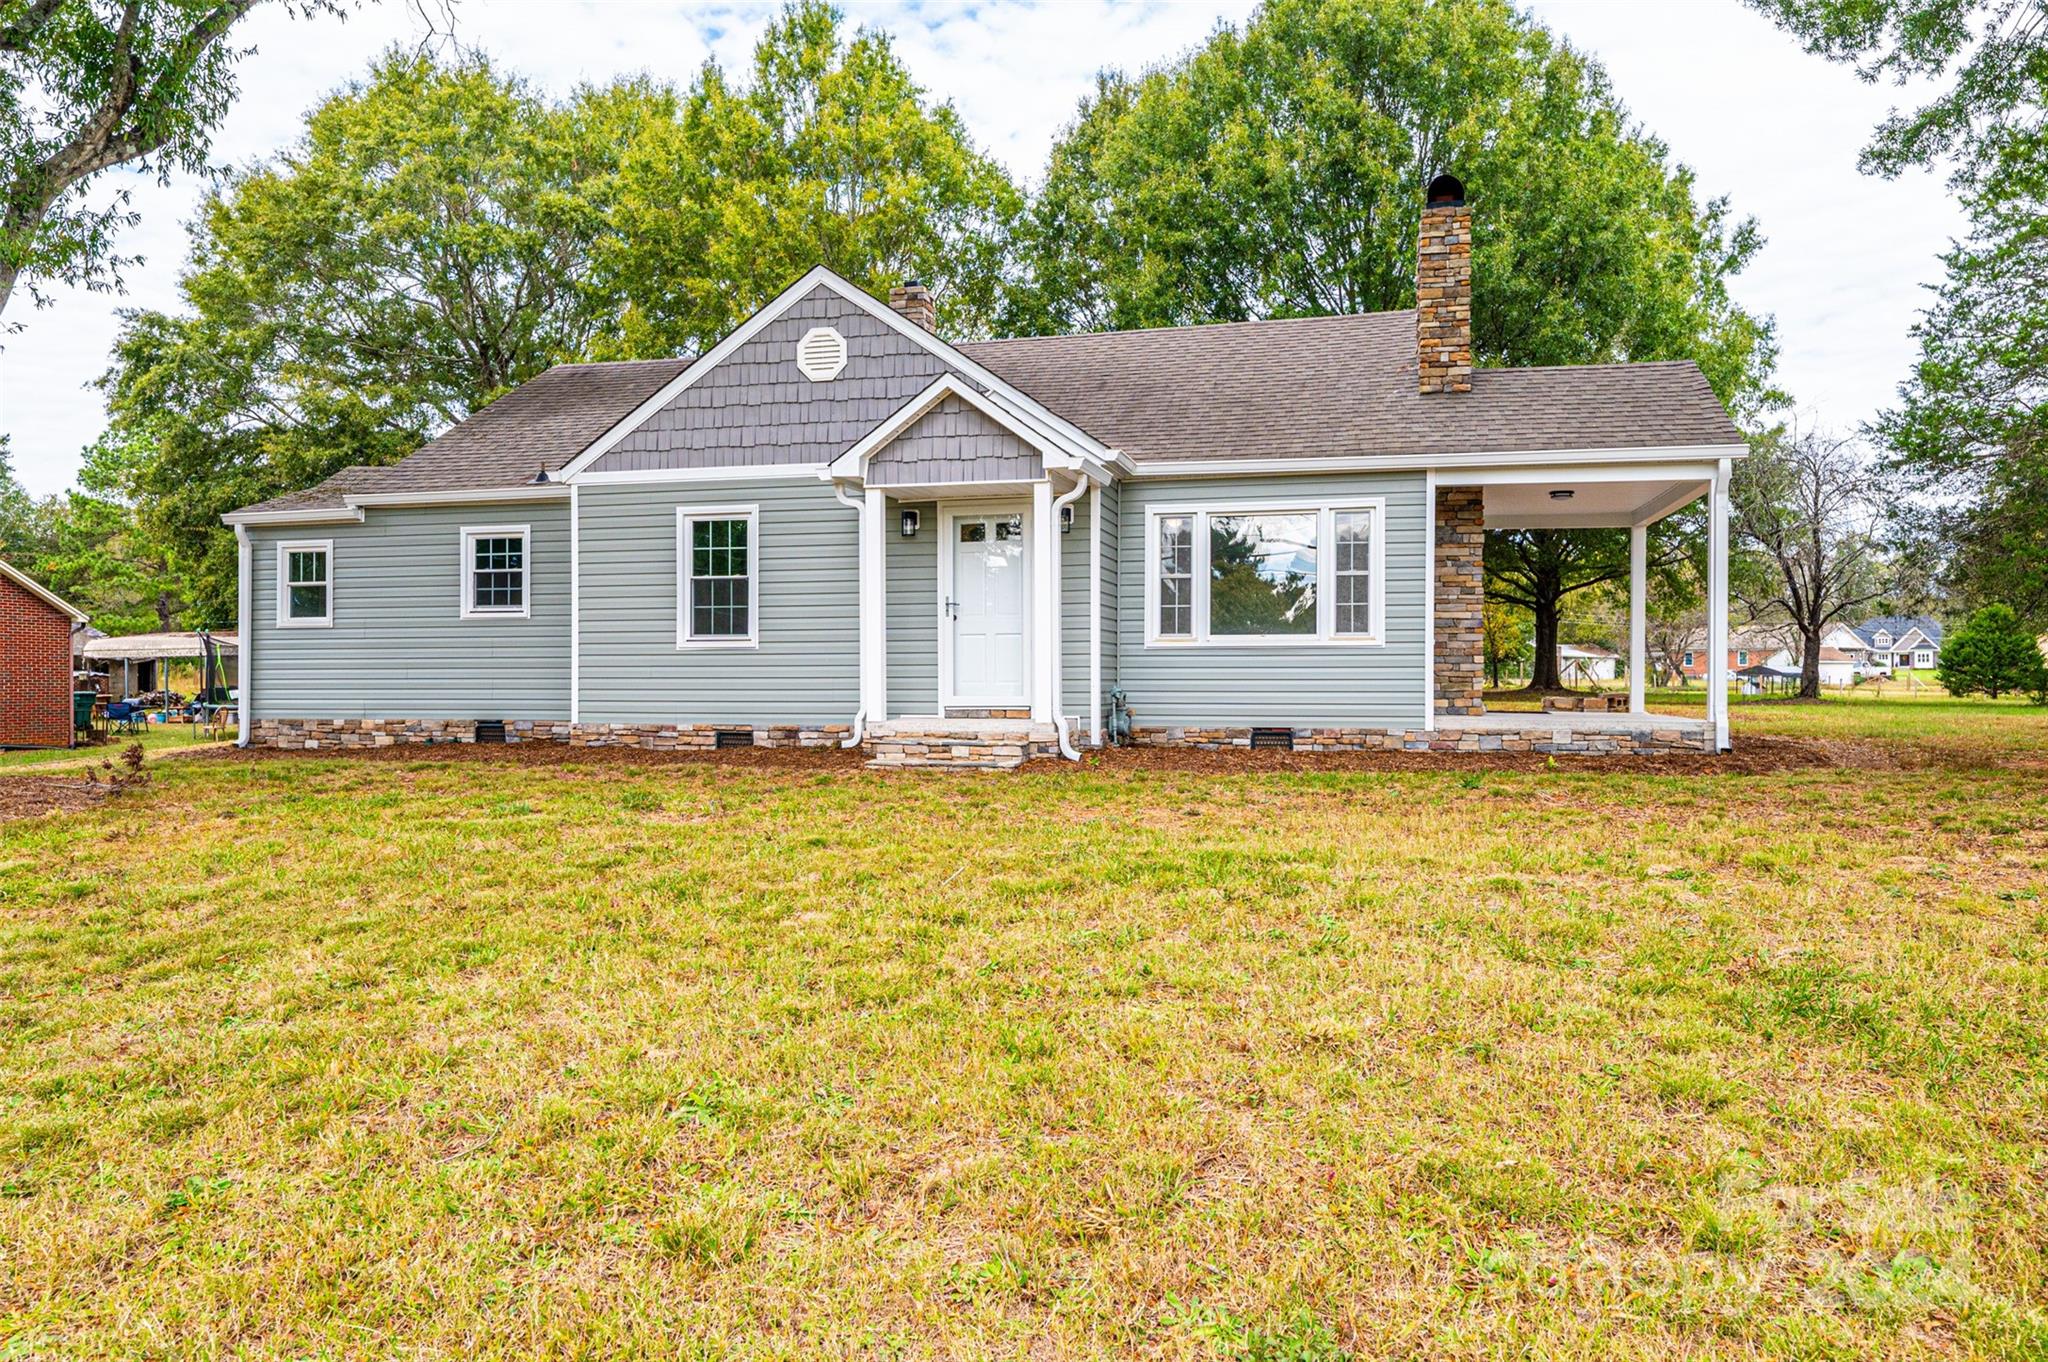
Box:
left=1751, top=0, right=2048, bottom=622
left=593, top=0, right=1019, bottom=356
left=1011, top=0, right=1778, bottom=688
left=0, top=0, right=348, bottom=319
left=99, top=49, right=660, bottom=622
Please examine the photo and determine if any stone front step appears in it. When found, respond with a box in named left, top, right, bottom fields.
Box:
left=865, top=718, right=1065, bottom=769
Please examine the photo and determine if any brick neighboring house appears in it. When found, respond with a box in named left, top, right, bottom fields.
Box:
left=0, top=560, right=89, bottom=748
left=1675, top=626, right=1793, bottom=681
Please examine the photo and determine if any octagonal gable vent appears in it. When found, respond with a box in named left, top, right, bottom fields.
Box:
left=795, top=326, right=848, bottom=382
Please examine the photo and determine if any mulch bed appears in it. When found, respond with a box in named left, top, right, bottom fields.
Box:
left=0, top=777, right=112, bottom=821
left=187, top=733, right=1878, bottom=777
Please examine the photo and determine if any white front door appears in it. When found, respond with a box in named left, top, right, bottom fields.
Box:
left=944, top=508, right=1031, bottom=705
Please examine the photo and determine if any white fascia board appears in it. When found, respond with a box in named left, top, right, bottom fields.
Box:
left=346, top=484, right=568, bottom=509
left=220, top=506, right=367, bottom=527
left=559, top=265, right=1116, bottom=483
left=1136, top=444, right=1746, bottom=479
left=575, top=463, right=827, bottom=487
left=0, top=560, right=87, bottom=622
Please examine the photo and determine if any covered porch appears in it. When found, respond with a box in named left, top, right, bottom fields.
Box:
left=828, top=373, right=1117, bottom=766
left=1434, top=456, right=1733, bottom=753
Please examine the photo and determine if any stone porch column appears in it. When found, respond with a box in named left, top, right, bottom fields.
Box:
left=1434, top=486, right=1485, bottom=717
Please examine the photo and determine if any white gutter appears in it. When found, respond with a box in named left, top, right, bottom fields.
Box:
left=830, top=480, right=868, bottom=749
left=234, top=524, right=252, bottom=747
left=1050, top=473, right=1091, bottom=761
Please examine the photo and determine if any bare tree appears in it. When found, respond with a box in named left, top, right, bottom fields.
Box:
left=1731, top=426, right=1890, bottom=699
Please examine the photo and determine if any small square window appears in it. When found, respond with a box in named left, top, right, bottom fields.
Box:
left=276, top=541, right=332, bottom=626
left=461, top=526, right=530, bottom=619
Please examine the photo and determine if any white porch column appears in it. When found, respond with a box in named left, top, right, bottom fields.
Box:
left=1707, top=461, right=1731, bottom=751
left=234, top=524, right=251, bottom=746
left=861, top=488, right=888, bottom=721
left=1628, top=520, right=1646, bottom=714
left=1031, top=479, right=1056, bottom=724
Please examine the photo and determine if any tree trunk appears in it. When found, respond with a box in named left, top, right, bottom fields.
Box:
left=1799, top=625, right=1821, bottom=700
left=1529, top=602, right=1562, bottom=689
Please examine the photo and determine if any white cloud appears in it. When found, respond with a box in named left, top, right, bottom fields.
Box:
left=0, top=0, right=1968, bottom=496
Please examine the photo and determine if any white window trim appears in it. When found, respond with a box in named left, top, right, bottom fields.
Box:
left=459, top=524, right=532, bottom=620
left=274, top=538, right=334, bottom=628
left=1143, top=497, right=1387, bottom=648
left=676, top=504, right=760, bottom=650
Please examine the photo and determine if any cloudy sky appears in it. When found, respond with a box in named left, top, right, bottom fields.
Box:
left=0, top=0, right=1966, bottom=497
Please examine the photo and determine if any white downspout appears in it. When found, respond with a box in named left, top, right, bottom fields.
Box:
left=1050, top=472, right=1090, bottom=760
left=234, top=524, right=251, bottom=747
left=1088, top=478, right=1104, bottom=748
left=831, top=480, right=868, bottom=748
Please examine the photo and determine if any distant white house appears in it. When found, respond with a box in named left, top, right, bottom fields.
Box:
left=1557, top=643, right=1618, bottom=683
left=1834, top=615, right=1944, bottom=672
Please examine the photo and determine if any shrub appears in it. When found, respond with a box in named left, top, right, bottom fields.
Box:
left=1936, top=605, right=2048, bottom=701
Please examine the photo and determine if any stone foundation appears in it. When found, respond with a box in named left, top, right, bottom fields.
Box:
left=568, top=723, right=850, bottom=750
left=249, top=717, right=846, bottom=751
left=251, top=718, right=573, bottom=749
left=1132, top=723, right=1714, bottom=756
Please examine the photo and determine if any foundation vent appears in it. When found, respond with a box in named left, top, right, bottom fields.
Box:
left=1250, top=727, right=1295, bottom=750
left=474, top=719, right=507, bottom=744
left=714, top=728, right=756, bottom=749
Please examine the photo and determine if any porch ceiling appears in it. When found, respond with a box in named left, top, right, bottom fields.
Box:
left=1481, top=476, right=1707, bottom=530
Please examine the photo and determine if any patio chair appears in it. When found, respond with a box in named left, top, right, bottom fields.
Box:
left=106, top=701, right=142, bottom=735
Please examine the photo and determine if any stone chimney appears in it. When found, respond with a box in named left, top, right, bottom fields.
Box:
left=888, top=280, right=936, bottom=333
left=1416, top=173, right=1471, bottom=395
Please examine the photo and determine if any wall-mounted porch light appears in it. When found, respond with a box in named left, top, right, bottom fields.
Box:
left=1060, top=505, right=1075, bottom=533
left=900, top=508, right=921, bottom=538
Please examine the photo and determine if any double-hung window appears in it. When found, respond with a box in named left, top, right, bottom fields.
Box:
left=1147, top=500, right=1385, bottom=645
left=460, top=525, right=530, bottom=619
left=276, top=540, right=332, bottom=627
left=678, top=505, right=758, bottom=648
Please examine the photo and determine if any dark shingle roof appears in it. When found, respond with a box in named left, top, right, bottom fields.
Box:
left=957, top=311, right=1742, bottom=463
left=1855, top=615, right=1944, bottom=646
left=237, top=305, right=1744, bottom=517
left=232, top=358, right=693, bottom=515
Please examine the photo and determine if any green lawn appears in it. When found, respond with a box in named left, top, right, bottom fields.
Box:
left=1, top=701, right=2044, bottom=1358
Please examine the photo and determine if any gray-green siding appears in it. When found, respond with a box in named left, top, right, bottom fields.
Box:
left=885, top=498, right=938, bottom=716
left=248, top=471, right=1425, bottom=734
left=577, top=480, right=859, bottom=725
left=246, top=502, right=570, bottom=721
left=1114, top=473, right=1428, bottom=729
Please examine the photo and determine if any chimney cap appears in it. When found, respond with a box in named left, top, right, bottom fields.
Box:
left=1426, top=173, right=1465, bottom=208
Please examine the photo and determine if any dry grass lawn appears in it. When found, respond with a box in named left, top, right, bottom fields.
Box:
left=1, top=700, right=2044, bottom=1358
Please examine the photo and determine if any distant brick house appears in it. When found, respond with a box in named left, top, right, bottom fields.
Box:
left=0, top=560, right=88, bottom=748
left=1675, top=627, right=1793, bottom=681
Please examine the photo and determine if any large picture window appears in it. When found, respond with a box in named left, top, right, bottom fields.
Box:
left=460, top=525, right=530, bottom=619
left=678, top=505, right=759, bottom=648
left=275, top=540, right=332, bottom=627
left=1148, top=500, right=1384, bottom=645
